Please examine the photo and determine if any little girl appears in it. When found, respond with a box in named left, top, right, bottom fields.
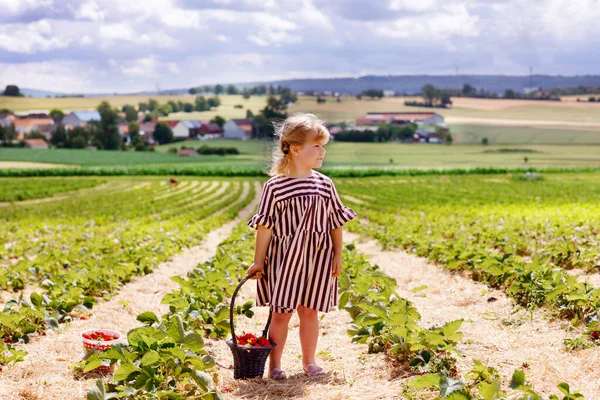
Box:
left=246, top=113, right=357, bottom=380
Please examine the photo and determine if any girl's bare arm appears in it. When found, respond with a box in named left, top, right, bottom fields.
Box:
left=254, top=226, right=273, bottom=265
left=247, top=226, right=273, bottom=279
left=331, top=226, right=342, bottom=256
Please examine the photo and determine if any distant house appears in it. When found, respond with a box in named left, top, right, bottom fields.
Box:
left=197, top=123, right=224, bottom=139
left=24, top=139, right=49, bottom=149
left=13, top=118, right=54, bottom=134
left=412, top=129, right=445, bottom=144
left=178, top=149, right=198, bottom=157
left=62, top=111, right=101, bottom=128
left=164, top=120, right=204, bottom=139
left=37, top=124, right=55, bottom=140
left=356, top=112, right=444, bottom=127
left=328, top=126, right=343, bottom=136
left=0, top=113, right=15, bottom=127
left=223, top=119, right=253, bottom=140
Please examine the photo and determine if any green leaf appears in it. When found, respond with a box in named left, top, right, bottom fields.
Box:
left=114, top=363, right=139, bottom=382
left=140, top=350, right=160, bottom=366
left=87, top=379, right=106, bottom=400
left=510, top=370, right=525, bottom=389
left=183, top=332, right=205, bottom=353
left=410, top=285, right=428, bottom=293
left=408, top=373, right=440, bottom=388
left=440, top=376, right=464, bottom=398
left=478, top=380, right=501, bottom=400
left=136, top=311, right=159, bottom=325
left=30, top=292, right=43, bottom=308
left=188, top=369, right=213, bottom=391
left=441, top=320, right=463, bottom=337
left=83, top=358, right=103, bottom=373
left=44, top=317, right=59, bottom=331
left=557, top=382, right=570, bottom=395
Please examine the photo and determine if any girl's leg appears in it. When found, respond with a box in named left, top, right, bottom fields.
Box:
left=268, top=311, right=293, bottom=370
left=297, top=305, right=319, bottom=368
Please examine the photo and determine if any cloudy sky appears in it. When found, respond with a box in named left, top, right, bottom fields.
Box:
left=0, top=0, right=599, bottom=93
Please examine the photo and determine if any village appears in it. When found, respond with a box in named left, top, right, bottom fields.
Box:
left=0, top=106, right=448, bottom=153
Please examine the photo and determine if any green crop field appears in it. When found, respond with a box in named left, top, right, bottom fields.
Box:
left=3, top=142, right=600, bottom=170
left=0, top=173, right=595, bottom=398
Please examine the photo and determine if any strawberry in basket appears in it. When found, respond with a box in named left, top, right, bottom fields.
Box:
left=236, top=332, right=272, bottom=347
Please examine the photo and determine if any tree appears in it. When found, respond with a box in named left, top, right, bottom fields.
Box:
left=210, top=115, right=226, bottom=128
left=153, top=122, right=173, bottom=144
left=195, top=96, right=208, bottom=111
left=504, top=89, right=516, bottom=99
left=279, top=87, right=297, bottom=104
left=50, top=124, right=68, bottom=147
left=214, top=84, right=224, bottom=95
left=421, top=84, right=438, bottom=105
left=148, top=98, right=159, bottom=112
left=481, top=137, right=489, bottom=146
left=207, top=96, right=221, bottom=108
left=2, top=85, right=21, bottom=97
left=69, top=126, right=90, bottom=148
left=246, top=109, right=254, bottom=119
left=226, top=85, right=239, bottom=95
left=49, top=109, right=64, bottom=122
left=242, top=89, right=251, bottom=99
left=96, top=101, right=120, bottom=150
left=261, top=96, right=287, bottom=120
left=462, top=84, right=475, bottom=95
left=123, top=105, right=138, bottom=122
left=138, top=102, right=149, bottom=112
left=1, top=124, right=17, bottom=145
left=440, top=92, right=453, bottom=107
left=362, top=89, right=384, bottom=99
left=128, top=121, right=142, bottom=147
left=188, top=87, right=197, bottom=95
left=183, top=103, right=194, bottom=112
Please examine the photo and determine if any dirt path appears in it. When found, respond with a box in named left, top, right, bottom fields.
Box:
left=343, top=231, right=600, bottom=398
left=0, top=181, right=258, bottom=400
left=0, top=162, right=76, bottom=169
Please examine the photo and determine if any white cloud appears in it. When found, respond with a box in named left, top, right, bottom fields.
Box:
left=0, top=60, right=94, bottom=93
left=0, top=20, right=70, bottom=53
left=74, top=0, right=105, bottom=22
left=119, top=56, right=159, bottom=78
left=373, top=4, right=480, bottom=39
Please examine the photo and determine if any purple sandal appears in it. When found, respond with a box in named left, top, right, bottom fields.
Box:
left=303, top=363, right=326, bottom=376
left=269, top=368, right=287, bottom=380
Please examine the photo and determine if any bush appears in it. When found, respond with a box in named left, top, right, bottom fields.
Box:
left=168, top=147, right=178, bottom=154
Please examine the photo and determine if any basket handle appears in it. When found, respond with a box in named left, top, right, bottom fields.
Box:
left=229, top=272, right=273, bottom=349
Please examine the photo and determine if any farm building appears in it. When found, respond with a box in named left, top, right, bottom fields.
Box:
left=0, top=113, right=14, bottom=127
left=62, top=111, right=101, bottom=128
left=24, top=138, right=49, bottom=149
left=197, top=123, right=224, bottom=139
left=223, top=119, right=253, bottom=140
left=13, top=117, right=54, bottom=134
left=164, top=120, right=208, bottom=139
left=412, top=129, right=445, bottom=143
left=356, top=112, right=444, bottom=127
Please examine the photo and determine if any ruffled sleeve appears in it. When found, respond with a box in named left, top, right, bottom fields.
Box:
left=247, top=181, right=276, bottom=230
left=329, top=180, right=357, bottom=229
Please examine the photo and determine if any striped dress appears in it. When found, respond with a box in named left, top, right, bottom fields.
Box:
left=247, top=170, right=357, bottom=314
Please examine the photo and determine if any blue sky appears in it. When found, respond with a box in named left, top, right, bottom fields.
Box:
left=0, top=0, right=599, bottom=93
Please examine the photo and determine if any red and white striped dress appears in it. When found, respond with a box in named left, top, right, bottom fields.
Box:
left=247, top=170, right=357, bottom=314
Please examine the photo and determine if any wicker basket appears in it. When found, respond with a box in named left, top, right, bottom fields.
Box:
left=226, top=272, right=276, bottom=379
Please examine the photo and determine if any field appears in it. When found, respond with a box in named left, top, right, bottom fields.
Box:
left=0, top=172, right=599, bottom=398
left=4, top=143, right=600, bottom=170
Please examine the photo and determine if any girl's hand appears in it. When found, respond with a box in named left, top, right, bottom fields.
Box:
left=247, top=262, right=265, bottom=280
left=332, top=254, right=343, bottom=278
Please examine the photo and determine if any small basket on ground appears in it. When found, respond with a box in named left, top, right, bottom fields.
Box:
left=80, top=329, right=122, bottom=373
left=226, top=272, right=276, bottom=379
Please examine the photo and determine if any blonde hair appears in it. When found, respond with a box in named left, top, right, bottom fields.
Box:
left=268, top=113, right=330, bottom=177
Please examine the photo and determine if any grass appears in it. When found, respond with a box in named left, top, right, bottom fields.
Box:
left=451, top=125, right=600, bottom=144
left=4, top=143, right=600, bottom=169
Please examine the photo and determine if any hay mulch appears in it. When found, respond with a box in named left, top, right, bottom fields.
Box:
left=0, top=182, right=255, bottom=400
left=345, top=231, right=600, bottom=398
